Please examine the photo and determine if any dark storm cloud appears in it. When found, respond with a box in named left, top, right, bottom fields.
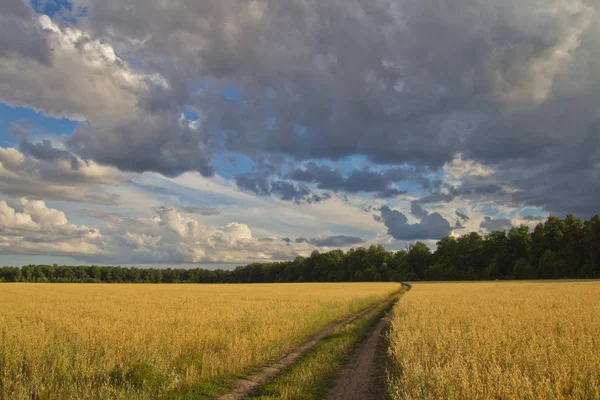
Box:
left=295, top=237, right=309, bottom=244
left=480, top=217, right=513, bottom=232
left=410, top=202, right=429, bottom=219
left=68, top=0, right=597, bottom=172
left=12, top=125, right=73, bottom=163
left=0, top=148, right=120, bottom=204
left=235, top=172, right=330, bottom=203
left=270, top=180, right=312, bottom=202
left=491, top=141, right=600, bottom=218
left=375, top=188, right=407, bottom=198
left=69, top=116, right=215, bottom=178
left=1, top=0, right=599, bottom=216
left=289, top=162, right=411, bottom=198
left=414, top=181, right=506, bottom=208
left=235, top=172, right=271, bottom=196
left=0, top=0, right=52, bottom=65
left=308, top=235, right=365, bottom=247
left=9, top=131, right=116, bottom=184
left=378, top=205, right=453, bottom=241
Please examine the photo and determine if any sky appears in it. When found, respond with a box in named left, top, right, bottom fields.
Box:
left=0, top=0, right=598, bottom=268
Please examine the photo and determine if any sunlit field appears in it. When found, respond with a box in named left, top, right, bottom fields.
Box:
left=0, top=282, right=399, bottom=399
left=387, top=282, right=600, bottom=399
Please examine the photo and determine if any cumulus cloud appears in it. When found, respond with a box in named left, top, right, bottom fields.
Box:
left=289, top=162, right=410, bottom=198
left=480, top=216, right=513, bottom=233
left=0, top=0, right=52, bottom=65
left=0, top=13, right=162, bottom=122
left=86, top=206, right=315, bottom=264
left=511, top=215, right=548, bottom=230
left=0, top=146, right=121, bottom=204
left=123, top=232, right=162, bottom=251
left=235, top=172, right=330, bottom=203
left=0, top=11, right=214, bottom=178
left=69, top=0, right=597, bottom=182
left=0, top=198, right=104, bottom=255
left=0, top=0, right=599, bottom=265
left=410, top=202, right=429, bottom=219
left=0, top=0, right=595, bottom=216
left=409, top=154, right=510, bottom=208
left=377, top=205, right=453, bottom=241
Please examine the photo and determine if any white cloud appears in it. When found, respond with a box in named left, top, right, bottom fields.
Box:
left=0, top=200, right=37, bottom=231
left=123, top=232, right=162, bottom=251
left=0, top=146, right=122, bottom=204
left=493, top=1, right=594, bottom=104
left=0, top=15, right=165, bottom=122
left=443, top=153, right=492, bottom=186
left=0, top=198, right=104, bottom=256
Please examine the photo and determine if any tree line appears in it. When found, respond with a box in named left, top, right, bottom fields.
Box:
left=1, top=214, right=599, bottom=283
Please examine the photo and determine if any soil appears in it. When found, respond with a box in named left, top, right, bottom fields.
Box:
left=324, top=314, right=389, bottom=400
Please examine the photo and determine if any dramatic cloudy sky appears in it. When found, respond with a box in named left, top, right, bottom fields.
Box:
left=1, top=0, right=598, bottom=267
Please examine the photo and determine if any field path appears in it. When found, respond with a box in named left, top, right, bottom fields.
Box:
left=216, top=291, right=400, bottom=400
left=324, top=313, right=389, bottom=400
left=325, top=283, right=410, bottom=400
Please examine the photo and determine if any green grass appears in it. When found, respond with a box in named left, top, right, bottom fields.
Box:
left=165, top=375, right=239, bottom=399
left=247, top=295, right=400, bottom=400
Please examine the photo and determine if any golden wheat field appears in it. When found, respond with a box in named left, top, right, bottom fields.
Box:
left=0, top=282, right=399, bottom=399
left=387, top=281, right=600, bottom=400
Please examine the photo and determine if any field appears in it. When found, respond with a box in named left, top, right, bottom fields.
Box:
left=387, top=282, right=600, bottom=399
left=0, top=282, right=399, bottom=399
left=4, top=281, right=599, bottom=400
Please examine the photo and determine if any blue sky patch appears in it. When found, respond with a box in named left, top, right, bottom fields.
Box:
left=0, top=103, right=78, bottom=146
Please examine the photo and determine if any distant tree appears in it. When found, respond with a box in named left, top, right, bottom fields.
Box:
left=538, top=250, right=559, bottom=279
left=482, top=262, right=498, bottom=280
left=582, top=215, right=600, bottom=278
left=507, top=226, right=531, bottom=264
left=404, top=271, right=420, bottom=282
left=425, top=264, right=451, bottom=281
left=379, top=262, right=390, bottom=281
left=407, top=242, right=432, bottom=279
left=513, top=258, right=535, bottom=280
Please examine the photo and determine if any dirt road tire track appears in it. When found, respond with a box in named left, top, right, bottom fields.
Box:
left=324, top=312, right=390, bottom=400
left=326, top=283, right=409, bottom=400
left=216, top=290, right=401, bottom=400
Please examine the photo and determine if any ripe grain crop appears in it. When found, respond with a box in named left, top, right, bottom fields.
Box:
left=387, top=282, right=600, bottom=399
left=0, top=282, right=399, bottom=399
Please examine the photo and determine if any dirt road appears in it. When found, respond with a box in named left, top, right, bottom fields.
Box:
left=324, top=313, right=389, bottom=400
left=217, top=292, right=399, bottom=400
